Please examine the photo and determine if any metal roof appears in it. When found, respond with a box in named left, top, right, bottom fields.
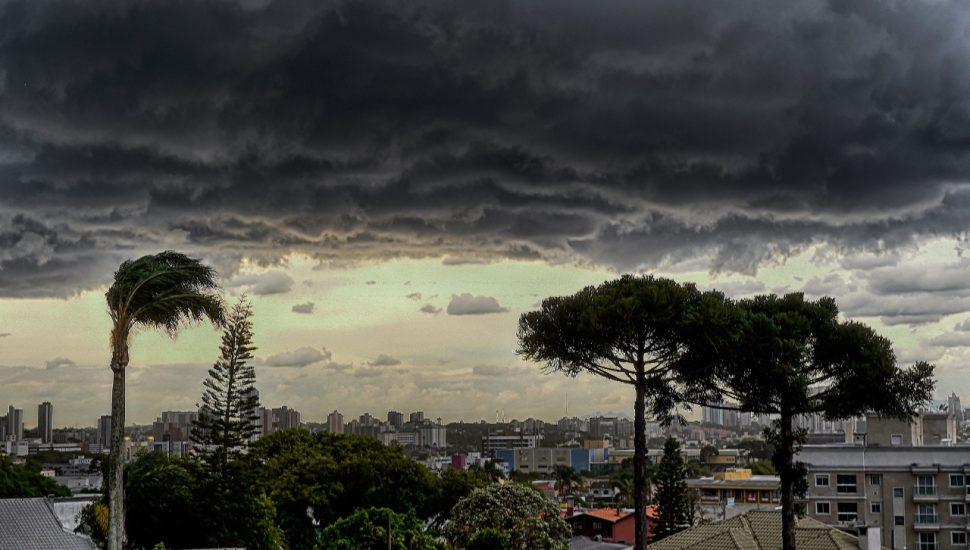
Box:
left=0, top=497, right=96, bottom=550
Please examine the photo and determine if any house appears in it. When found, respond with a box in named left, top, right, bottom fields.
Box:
left=588, top=480, right=619, bottom=501
left=646, top=509, right=880, bottom=550
left=566, top=506, right=658, bottom=545
left=0, top=497, right=97, bottom=549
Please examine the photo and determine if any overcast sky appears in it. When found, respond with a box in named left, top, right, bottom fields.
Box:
left=3, top=0, right=970, bottom=426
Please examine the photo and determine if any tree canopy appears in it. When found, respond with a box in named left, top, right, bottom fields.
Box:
left=654, top=437, right=691, bottom=540
left=705, top=293, right=935, bottom=550
left=443, top=483, right=571, bottom=549
left=518, top=274, right=729, bottom=549
left=316, top=507, right=442, bottom=550
left=248, top=430, right=455, bottom=548
left=191, top=297, right=260, bottom=473
left=0, top=455, right=69, bottom=498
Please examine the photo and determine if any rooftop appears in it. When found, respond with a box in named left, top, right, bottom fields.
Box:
left=646, top=510, right=870, bottom=550
left=0, top=497, right=96, bottom=550
left=797, top=444, right=970, bottom=469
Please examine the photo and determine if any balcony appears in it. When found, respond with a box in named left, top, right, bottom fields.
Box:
left=913, top=485, right=939, bottom=502
left=913, top=514, right=940, bottom=530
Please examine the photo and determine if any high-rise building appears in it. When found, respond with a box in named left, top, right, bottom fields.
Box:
left=153, top=411, right=199, bottom=442
left=387, top=411, right=404, bottom=430
left=327, top=410, right=344, bottom=434
left=701, top=403, right=724, bottom=426
left=258, top=407, right=275, bottom=436
left=97, top=415, right=112, bottom=448
left=37, top=402, right=53, bottom=443
left=6, top=406, right=23, bottom=441
left=275, top=406, right=301, bottom=430
left=409, top=411, right=425, bottom=424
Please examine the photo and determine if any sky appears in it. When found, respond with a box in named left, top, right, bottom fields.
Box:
left=3, top=0, right=970, bottom=426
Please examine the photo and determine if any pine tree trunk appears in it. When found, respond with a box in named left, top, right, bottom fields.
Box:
left=779, top=412, right=796, bottom=550
left=108, top=330, right=129, bottom=550
left=633, top=373, right=648, bottom=549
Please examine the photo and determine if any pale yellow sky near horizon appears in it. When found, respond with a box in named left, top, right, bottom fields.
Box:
left=1, top=239, right=968, bottom=428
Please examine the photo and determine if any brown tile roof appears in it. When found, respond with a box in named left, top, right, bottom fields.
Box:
left=647, top=510, right=871, bottom=550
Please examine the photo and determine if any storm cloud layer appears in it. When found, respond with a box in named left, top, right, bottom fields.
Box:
left=4, top=0, right=970, bottom=296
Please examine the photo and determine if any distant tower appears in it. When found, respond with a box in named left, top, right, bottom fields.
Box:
left=38, top=402, right=53, bottom=444
left=7, top=406, right=23, bottom=441
left=97, top=415, right=112, bottom=448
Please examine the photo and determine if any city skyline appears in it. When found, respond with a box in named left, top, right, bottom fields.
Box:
left=6, top=1, right=970, bottom=426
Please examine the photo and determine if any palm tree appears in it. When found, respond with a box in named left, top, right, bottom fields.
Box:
left=105, top=251, right=224, bottom=550
left=554, top=465, right=585, bottom=499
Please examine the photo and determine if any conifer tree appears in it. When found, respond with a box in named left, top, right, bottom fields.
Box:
left=191, top=297, right=259, bottom=475
left=654, top=437, right=690, bottom=540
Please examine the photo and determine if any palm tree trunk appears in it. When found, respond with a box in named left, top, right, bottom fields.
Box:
left=779, top=412, right=796, bottom=550
left=633, top=371, right=648, bottom=550
left=108, top=330, right=129, bottom=550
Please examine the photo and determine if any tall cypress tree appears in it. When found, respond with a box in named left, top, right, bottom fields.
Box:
left=654, top=437, right=690, bottom=540
left=191, top=297, right=259, bottom=475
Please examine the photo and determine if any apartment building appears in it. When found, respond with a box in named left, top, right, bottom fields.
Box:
left=799, top=445, right=970, bottom=550
left=494, top=447, right=593, bottom=474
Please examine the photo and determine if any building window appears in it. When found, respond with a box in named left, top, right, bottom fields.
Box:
left=916, top=474, right=937, bottom=495
left=953, top=531, right=968, bottom=546
left=917, top=533, right=937, bottom=550
left=815, top=474, right=830, bottom=487
left=893, top=487, right=904, bottom=498
left=870, top=502, right=881, bottom=514
left=816, top=502, right=830, bottom=515
left=868, top=474, right=881, bottom=485
left=952, top=503, right=966, bottom=517
left=951, top=474, right=966, bottom=487
left=916, top=504, right=938, bottom=524
left=890, top=433, right=903, bottom=446
left=836, top=474, right=857, bottom=494
left=837, top=502, right=858, bottom=522
left=894, top=515, right=904, bottom=526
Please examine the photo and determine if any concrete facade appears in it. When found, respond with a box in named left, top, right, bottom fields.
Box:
left=799, top=445, right=970, bottom=550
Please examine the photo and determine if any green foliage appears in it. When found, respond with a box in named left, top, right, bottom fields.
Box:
left=191, top=297, right=260, bottom=472
left=106, top=251, right=224, bottom=336
left=427, top=468, right=494, bottom=528
left=698, top=445, right=718, bottom=462
left=125, top=453, right=201, bottom=548
left=517, top=275, right=724, bottom=419
left=703, top=292, right=936, bottom=550
left=467, top=528, right=511, bottom=550
left=249, top=430, right=443, bottom=549
left=123, top=452, right=282, bottom=549
left=737, top=438, right=773, bottom=461
left=518, top=275, right=730, bottom=548
left=75, top=501, right=109, bottom=546
left=713, top=294, right=935, bottom=421
left=467, top=460, right=504, bottom=482
left=0, top=455, right=69, bottom=497
left=443, top=483, right=571, bottom=549
left=553, top=465, right=584, bottom=498
left=654, top=438, right=691, bottom=540
left=748, top=460, right=776, bottom=475
left=316, top=507, right=442, bottom=549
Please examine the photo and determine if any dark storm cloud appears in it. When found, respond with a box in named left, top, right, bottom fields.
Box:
left=4, top=0, right=970, bottom=295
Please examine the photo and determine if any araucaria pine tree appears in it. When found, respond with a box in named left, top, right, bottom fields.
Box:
left=654, top=437, right=691, bottom=540
left=192, top=297, right=259, bottom=474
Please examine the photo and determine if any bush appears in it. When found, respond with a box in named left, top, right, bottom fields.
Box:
left=443, top=483, right=570, bottom=549
left=316, top=507, right=442, bottom=550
